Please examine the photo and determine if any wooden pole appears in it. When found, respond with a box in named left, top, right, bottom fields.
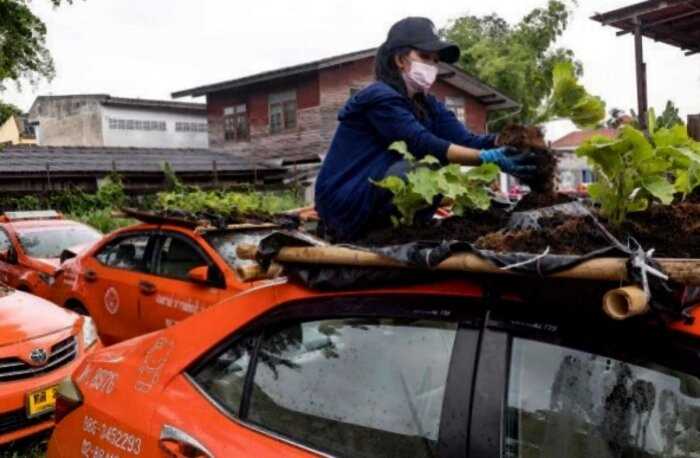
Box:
left=689, top=114, right=700, bottom=141
left=46, top=163, right=51, bottom=191
left=235, top=244, right=700, bottom=286
left=634, top=21, right=649, bottom=131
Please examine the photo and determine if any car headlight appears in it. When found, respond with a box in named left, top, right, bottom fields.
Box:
left=81, top=316, right=98, bottom=349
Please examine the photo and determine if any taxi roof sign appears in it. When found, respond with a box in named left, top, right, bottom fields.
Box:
left=1, top=210, right=63, bottom=222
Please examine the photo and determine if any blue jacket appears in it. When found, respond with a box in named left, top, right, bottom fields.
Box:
left=315, top=81, right=497, bottom=240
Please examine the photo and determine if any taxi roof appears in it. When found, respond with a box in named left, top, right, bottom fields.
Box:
left=4, top=219, right=89, bottom=232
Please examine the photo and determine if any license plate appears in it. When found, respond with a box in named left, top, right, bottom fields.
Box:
left=26, top=384, right=58, bottom=418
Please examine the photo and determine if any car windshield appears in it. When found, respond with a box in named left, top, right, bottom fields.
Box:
left=17, top=225, right=101, bottom=259
left=204, top=230, right=273, bottom=270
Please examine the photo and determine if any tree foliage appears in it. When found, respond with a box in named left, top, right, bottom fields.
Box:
left=0, top=0, right=73, bottom=90
left=0, top=101, right=21, bottom=124
left=655, top=100, right=683, bottom=130
left=441, top=0, right=580, bottom=128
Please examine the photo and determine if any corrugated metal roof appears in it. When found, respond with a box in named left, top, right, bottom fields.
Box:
left=0, top=146, right=279, bottom=174
left=29, top=94, right=205, bottom=115
left=592, top=0, right=700, bottom=55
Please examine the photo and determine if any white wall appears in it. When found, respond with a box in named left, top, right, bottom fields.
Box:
left=101, top=105, right=208, bottom=148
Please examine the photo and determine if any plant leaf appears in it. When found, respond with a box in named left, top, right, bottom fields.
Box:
left=641, top=176, right=675, bottom=204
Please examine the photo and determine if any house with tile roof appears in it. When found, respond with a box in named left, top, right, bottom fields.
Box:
left=551, top=129, right=618, bottom=192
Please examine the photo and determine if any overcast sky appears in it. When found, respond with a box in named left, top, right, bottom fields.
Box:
left=3, top=0, right=699, bottom=140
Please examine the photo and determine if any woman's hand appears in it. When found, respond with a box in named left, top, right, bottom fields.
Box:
left=479, top=147, right=537, bottom=180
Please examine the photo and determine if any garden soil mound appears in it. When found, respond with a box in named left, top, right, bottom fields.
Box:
left=476, top=203, right=700, bottom=258
left=358, top=201, right=700, bottom=259
left=358, top=208, right=509, bottom=246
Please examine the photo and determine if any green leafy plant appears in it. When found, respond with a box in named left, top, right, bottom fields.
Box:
left=0, top=172, right=302, bottom=233
left=576, top=114, right=700, bottom=226
left=534, top=61, right=606, bottom=128
left=373, top=142, right=500, bottom=226
left=155, top=188, right=301, bottom=216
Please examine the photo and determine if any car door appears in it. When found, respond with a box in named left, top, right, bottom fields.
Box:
left=0, top=228, right=22, bottom=288
left=153, top=294, right=484, bottom=457
left=471, top=299, right=700, bottom=458
left=138, top=231, right=226, bottom=332
left=81, top=231, right=158, bottom=343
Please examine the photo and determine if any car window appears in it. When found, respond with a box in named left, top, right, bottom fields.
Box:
left=0, top=230, right=11, bottom=252
left=203, top=230, right=272, bottom=270
left=95, top=234, right=151, bottom=271
left=17, top=225, right=101, bottom=259
left=247, top=318, right=456, bottom=457
left=154, top=235, right=208, bottom=280
left=504, top=337, right=700, bottom=458
left=192, top=335, right=258, bottom=416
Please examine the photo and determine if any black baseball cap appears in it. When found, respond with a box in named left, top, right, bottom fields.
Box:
left=384, top=17, right=460, bottom=64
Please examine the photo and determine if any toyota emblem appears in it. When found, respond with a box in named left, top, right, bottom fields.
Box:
left=29, top=348, right=48, bottom=366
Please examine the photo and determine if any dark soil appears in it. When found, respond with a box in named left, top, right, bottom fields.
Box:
left=474, top=214, right=609, bottom=255
left=614, top=203, right=700, bottom=258
left=356, top=208, right=509, bottom=246
left=498, top=124, right=557, bottom=193
left=514, top=192, right=574, bottom=212
left=472, top=203, right=700, bottom=258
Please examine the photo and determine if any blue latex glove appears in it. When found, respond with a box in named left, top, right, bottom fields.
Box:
left=479, top=147, right=537, bottom=180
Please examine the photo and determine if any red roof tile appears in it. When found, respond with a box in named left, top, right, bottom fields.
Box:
left=552, top=129, right=618, bottom=149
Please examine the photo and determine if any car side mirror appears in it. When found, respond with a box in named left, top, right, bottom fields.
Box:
left=60, top=249, right=77, bottom=264
left=188, top=265, right=209, bottom=284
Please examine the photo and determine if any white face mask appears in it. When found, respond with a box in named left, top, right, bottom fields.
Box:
left=402, top=60, right=438, bottom=95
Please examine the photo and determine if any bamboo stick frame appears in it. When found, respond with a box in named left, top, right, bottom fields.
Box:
left=235, top=244, right=700, bottom=286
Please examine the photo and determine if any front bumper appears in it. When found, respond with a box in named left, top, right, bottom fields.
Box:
left=0, top=338, right=100, bottom=445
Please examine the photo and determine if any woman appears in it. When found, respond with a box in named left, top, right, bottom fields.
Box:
left=315, top=17, right=536, bottom=241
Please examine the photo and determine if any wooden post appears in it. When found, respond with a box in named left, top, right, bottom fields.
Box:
left=634, top=21, right=649, bottom=131
left=46, top=163, right=51, bottom=191
left=212, top=160, right=219, bottom=186
left=689, top=115, right=700, bottom=141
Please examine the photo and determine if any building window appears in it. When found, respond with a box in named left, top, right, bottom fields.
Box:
left=223, top=104, right=249, bottom=142
left=175, top=121, right=208, bottom=133
left=269, top=90, right=297, bottom=134
left=107, top=118, right=166, bottom=131
left=445, top=96, right=466, bottom=125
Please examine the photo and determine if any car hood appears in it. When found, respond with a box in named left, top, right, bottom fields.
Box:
left=36, top=257, right=61, bottom=269
left=0, top=287, right=78, bottom=346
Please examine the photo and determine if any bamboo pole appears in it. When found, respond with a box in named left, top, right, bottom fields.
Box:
left=603, top=286, right=649, bottom=320
left=235, top=244, right=700, bottom=286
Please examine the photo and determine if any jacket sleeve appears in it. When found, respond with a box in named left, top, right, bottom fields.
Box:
left=432, top=99, right=497, bottom=150
left=364, top=95, right=451, bottom=163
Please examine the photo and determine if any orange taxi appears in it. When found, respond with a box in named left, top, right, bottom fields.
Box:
left=0, top=211, right=101, bottom=300
left=0, top=285, right=99, bottom=445
left=52, top=215, right=277, bottom=344
left=47, top=274, right=700, bottom=457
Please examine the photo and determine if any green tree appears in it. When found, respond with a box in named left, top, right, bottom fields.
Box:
left=655, top=100, right=683, bottom=129
left=0, top=101, right=21, bottom=124
left=0, top=0, right=73, bottom=91
left=441, top=0, right=580, bottom=128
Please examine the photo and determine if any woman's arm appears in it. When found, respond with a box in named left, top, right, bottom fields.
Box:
left=432, top=99, right=498, bottom=150
left=446, top=144, right=482, bottom=165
